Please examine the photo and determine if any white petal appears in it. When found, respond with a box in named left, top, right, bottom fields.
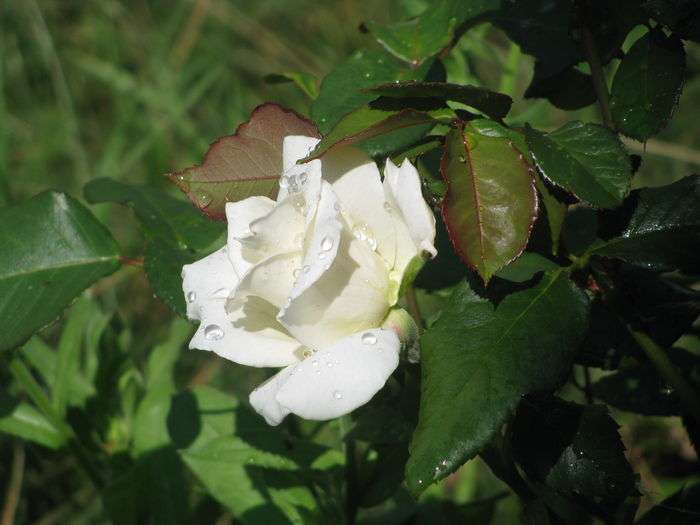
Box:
left=183, top=248, right=302, bottom=367
left=283, top=135, right=320, bottom=172
left=249, top=366, right=295, bottom=426
left=322, top=146, right=397, bottom=269
left=383, top=158, right=437, bottom=259
left=279, top=220, right=391, bottom=351
left=226, top=197, right=275, bottom=276
left=276, top=328, right=400, bottom=421
left=285, top=182, right=342, bottom=301
left=227, top=196, right=305, bottom=276
left=228, top=251, right=302, bottom=311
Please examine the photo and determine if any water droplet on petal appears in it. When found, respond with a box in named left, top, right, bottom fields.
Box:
left=204, top=324, right=224, bottom=341
left=186, top=291, right=197, bottom=303
left=294, top=232, right=304, bottom=247
left=318, top=252, right=326, bottom=260
left=293, top=268, right=301, bottom=279
left=312, top=359, right=319, bottom=367
left=279, top=176, right=289, bottom=189
left=333, top=390, right=343, bottom=399
left=320, top=236, right=334, bottom=251
left=333, top=202, right=341, bottom=212
left=302, top=265, right=310, bottom=274
left=361, top=332, right=377, bottom=345
left=383, top=201, right=393, bottom=213
left=299, top=172, right=308, bottom=184
left=302, top=349, right=313, bottom=358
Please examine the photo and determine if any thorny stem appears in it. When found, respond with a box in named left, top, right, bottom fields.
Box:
left=628, top=328, right=700, bottom=425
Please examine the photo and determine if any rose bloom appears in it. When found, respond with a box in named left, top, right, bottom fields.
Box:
left=182, top=135, right=436, bottom=425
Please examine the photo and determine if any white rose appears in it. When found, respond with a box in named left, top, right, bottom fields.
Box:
left=182, top=135, right=437, bottom=425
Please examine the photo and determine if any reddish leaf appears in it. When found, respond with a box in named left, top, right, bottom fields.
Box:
left=168, top=103, right=319, bottom=220
left=441, top=123, right=538, bottom=283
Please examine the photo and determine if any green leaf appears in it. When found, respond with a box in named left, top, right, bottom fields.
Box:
left=365, top=0, right=499, bottom=66
left=495, top=252, right=559, bottom=283
left=264, top=71, right=319, bottom=99
left=637, top=482, right=700, bottom=524
left=441, top=122, right=538, bottom=282
left=645, top=0, right=700, bottom=42
left=535, top=177, right=568, bottom=255
left=169, top=103, right=319, bottom=220
left=52, top=298, right=96, bottom=417
left=144, top=240, right=200, bottom=317
left=84, top=177, right=223, bottom=250
left=592, top=365, right=680, bottom=416
left=524, top=64, right=597, bottom=111
left=365, top=81, right=512, bottom=120
left=406, top=270, right=589, bottom=493
left=0, top=393, right=65, bottom=449
left=311, top=49, right=434, bottom=135
left=525, top=122, right=632, bottom=209
left=302, top=107, right=452, bottom=162
left=511, top=396, right=637, bottom=516
left=0, top=192, right=120, bottom=352
left=85, top=178, right=225, bottom=315
left=177, top=386, right=327, bottom=524
left=592, top=175, right=700, bottom=272
left=610, top=29, right=686, bottom=141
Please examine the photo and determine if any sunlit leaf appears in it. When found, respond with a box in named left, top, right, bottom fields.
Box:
left=406, top=270, right=589, bottom=493
left=0, top=192, right=120, bottom=352
left=441, top=122, right=538, bottom=283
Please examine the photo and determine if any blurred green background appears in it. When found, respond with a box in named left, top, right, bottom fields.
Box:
left=2, top=1, right=700, bottom=523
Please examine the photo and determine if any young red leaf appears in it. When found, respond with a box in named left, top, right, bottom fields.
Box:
left=441, top=123, right=538, bottom=283
left=168, top=103, right=319, bottom=220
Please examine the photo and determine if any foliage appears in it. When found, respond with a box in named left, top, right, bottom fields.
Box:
left=2, top=0, right=700, bottom=524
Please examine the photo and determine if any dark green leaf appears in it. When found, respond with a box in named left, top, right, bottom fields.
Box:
left=365, top=81, right=512, bottom=120
left=144, top=240, right=200, bottom=318
left=593, top=365, right=681, bottom=416
left=610, top=29, right=686, bottom=141
left=645, top=0, right=700, bottom=42
left=525, top=122, right=632, bottom=209
left=169, top=103, right=319, bottom=220
left=365, top=0, right=499, bottom=66
left=495, top=252, right=559, bottom=283
left=441, top=122, right=538, bottom=282
left=0, top=393, right=65, bottom=449
left=264, top=71, right=319, bottom=99
left=535, top=177, right=568, bottom=255
left=312, top=49, right=433, bottom=135
left=525, top=64, right=597, bottom=111
left=303, top=107, right=452, bottom=162
left=0, top=192, right=120, bottom=352
left=406, top=270, right=589, bottom=493
left=84, top=178, right=223, bottom=250
left=512, top=396, right=637, bottom=516
left=593, top=176, right=700, bottom=272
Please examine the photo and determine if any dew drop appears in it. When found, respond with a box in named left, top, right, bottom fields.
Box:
left=204, top=324, right=224, bottom=341
left=320, top=236, right=334, bottom=251
left=195, top=190, right=213, bottom=208
left=333, top=390, right=343, bottom=399
left=458, top=155, right=466, bottom=163
left=294, top=232, right=304, bottom=247
left=660, top=385, right=673, bottom=395
left=303, top=349, right=313, bottom=358
left=326, top=362, right=333, bottom=368
left=293, top=268, right=301, bottom=279
left=186, top=291, right=197, bottom=303
left=279, top=176, right=289, bottom=189
left=302, top=265, right=310, bottom=274
left=319, top=252, right=326, bottom=260
left=383, top=201, right=393, bottom=213
left=312, top=359, right=319, bottom=367
left=333, top=202, right=341, bottom=212
left=299, top=172, right=308, bottom=184
left=361, top=332, right=377, bottom=345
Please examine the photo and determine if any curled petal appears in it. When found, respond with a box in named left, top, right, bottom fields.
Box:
left=383, top=158, right=437, bottom=259
left=279, top=221, right=391, bottom=351
left=228, top=251, right=302, bottom=311
left=183, top=248, right=302, bottom=367
left=249, top=328, right=400, bottom=425
left=323, top=146, right=397, bottom=269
